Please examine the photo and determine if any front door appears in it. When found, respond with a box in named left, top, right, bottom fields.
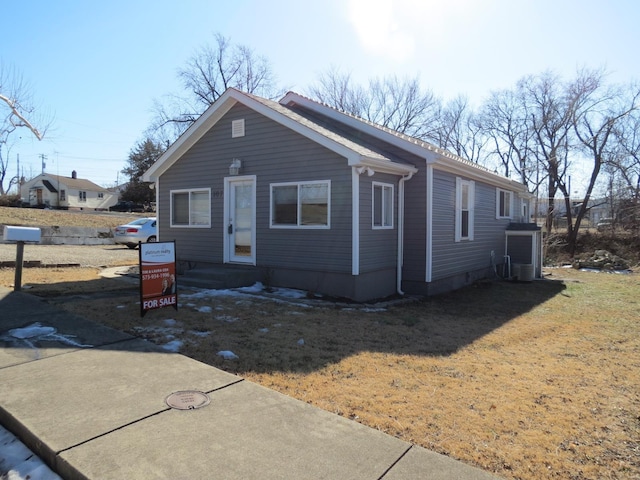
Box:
left=224, top=176, right=256, bottom=264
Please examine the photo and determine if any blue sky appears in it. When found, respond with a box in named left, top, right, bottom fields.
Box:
left=2, top=0, right=637, bottom=190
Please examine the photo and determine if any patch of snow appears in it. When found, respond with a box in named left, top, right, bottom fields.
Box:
left=162, top=339, right=183, bottom=352
left=297, top=338, right=305, bottom=346
left=116, top=305, right=126, bottom=309
left=215, top=315, right=238, bottom=323
left=196, top=306, right=212, bottom=313
left=8, top=324, right=56, bottom=339
left=217, top=350, right=239, bottom=360
left=236, top=282, right=265, bottom=293
left=163, top=318, right=177, bottom=326
left=258, top=328, right=269, bottom=333
left=1, top=323, right=92, bottom=350
left=0, top=425, right=62, bottom=480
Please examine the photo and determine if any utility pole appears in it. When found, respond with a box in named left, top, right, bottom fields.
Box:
left=39, top=153, right=47, bottom=174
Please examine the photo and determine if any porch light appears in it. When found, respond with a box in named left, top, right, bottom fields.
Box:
left=229, top=158, right=242, bottom=176
left=356, top=166, right=375, bottom=176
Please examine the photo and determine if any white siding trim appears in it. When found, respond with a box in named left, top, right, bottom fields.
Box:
left=352, top=167, right=360, bottom=276
left=425, top=164, right=433, bottom=283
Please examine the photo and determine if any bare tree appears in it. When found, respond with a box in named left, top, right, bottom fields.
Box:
left=434, top=95, right=486, bottom=163
left=612, top=93, right=640, bottom=229
left=479, top=88, right=536, bottom=187
left=308, top=67, right=368, bottom=116
left=308, top=69, right=441, bottom=140
left=0, top=63, right=51, bottom=195
left=570, top=75, right=640, bottom=247
left=150, top=33, right=282, bottom=143
left=517, top=71, right=575, bottom=235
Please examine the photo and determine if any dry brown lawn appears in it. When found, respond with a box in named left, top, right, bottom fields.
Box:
left=0, top=206, right=133, bottom=229
left=1, top=208, right=639, bottom=479
left=1, top=263, right=638, bottom=480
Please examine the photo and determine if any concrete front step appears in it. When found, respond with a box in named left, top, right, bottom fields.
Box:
left=177, top=264, right=262, bottom=290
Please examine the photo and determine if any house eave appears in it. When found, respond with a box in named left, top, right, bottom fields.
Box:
left=144, top=88, right=398, bottom=182
left=350, top=156, right=418, bottom=176
left=428, top=156, right=528, bottom=193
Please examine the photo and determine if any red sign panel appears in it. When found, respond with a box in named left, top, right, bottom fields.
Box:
left=139, top=241, right=177, bottom=316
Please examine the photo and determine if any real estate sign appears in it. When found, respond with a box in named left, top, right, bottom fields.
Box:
left=139, top=241, right=177, bottom=317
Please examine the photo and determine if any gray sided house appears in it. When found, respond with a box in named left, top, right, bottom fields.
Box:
left=143, top=88, right=537, bottom=302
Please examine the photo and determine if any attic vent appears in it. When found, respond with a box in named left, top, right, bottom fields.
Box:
left=232, top=119, right=245, bottom=138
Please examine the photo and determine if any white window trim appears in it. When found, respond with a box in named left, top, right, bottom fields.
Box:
left=372, top=181, right=394, bottom=229
left=170, top=188, right=211, bottom=228
left=270, top=180, right=331, bottom=229
left=496, top=188, right=513, bottom=219
left=455, top=178, right=474, bottom=242
left=78, top=191, right=87, bottom=202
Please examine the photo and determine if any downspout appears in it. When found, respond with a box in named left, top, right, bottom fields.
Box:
left=397, top=171, right=415, bottom=295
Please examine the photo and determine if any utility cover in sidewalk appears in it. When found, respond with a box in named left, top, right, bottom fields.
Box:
left=165, top=390, right=210, bottom=410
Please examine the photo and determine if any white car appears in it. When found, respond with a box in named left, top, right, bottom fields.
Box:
left=114, top=217, right=157, bottom=249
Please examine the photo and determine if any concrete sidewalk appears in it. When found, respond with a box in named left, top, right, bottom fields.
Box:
left=0, top=286, right=499, bottom=480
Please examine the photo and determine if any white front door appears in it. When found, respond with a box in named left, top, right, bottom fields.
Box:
left=224, top=176, right=256, bottom=264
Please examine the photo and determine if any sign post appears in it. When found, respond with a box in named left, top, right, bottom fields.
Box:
left=139, top=241, right=178, bottom=317
left=3, top=226, right=41, bottom=292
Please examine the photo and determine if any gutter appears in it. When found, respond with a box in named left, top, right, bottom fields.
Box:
left=397, top=170, right=415, bottom=296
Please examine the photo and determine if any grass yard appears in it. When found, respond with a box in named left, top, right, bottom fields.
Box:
left=2, top=264, right=638, bottom=480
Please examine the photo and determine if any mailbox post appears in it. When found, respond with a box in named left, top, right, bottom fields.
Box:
left=3, top=226, right=42, bottom=291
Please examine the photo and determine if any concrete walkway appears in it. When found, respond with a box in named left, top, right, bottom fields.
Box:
left=0, top=286, right=499, bottom=480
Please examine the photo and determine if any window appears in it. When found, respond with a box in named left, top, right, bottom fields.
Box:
left=79, top=191, right=87, bottom=202
left=170, top=189, right=211, bottom=227
left=271, top=181, right=330, bottom=228
left=60, top=190, right=66, bottom=201
left=496, top=189, right=512, bottom=219
left=372, top=182, right=394, bottom=229
left=455, top=178, right=474, bottom=242
left=98, top=192, right=104, bottom=199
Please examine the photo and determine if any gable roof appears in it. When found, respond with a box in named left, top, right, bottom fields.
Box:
left=280, top=92, right=529, bottom=193
left=143, top=88, right=418, bottom=182
left=30, top=173, right=109, bottom=192
left=143, top=88, right=528, bottom=194
left=42, top=179, right=58, bottom=193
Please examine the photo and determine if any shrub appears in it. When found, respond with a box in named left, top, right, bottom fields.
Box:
left=0, top=194, right=22, bottom=207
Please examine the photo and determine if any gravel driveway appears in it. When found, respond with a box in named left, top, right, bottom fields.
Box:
left=0, top=244, right=139, bottom=267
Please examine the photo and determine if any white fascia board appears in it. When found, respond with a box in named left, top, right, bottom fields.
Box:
left=144, top=89, right=369, bottom=181
left=351, top=156, right=418, bottom=176
left=142, top=93, right=238, bottom=181
left=427, top=155, right=528, bottom=193
left=246, top=103, right=363, bottom=162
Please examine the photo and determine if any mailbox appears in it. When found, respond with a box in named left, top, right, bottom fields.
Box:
left=4, top=226, right=41, bottom=243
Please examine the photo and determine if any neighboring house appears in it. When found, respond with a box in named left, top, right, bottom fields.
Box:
left=143, top=88, right=537, bottom=302
left=20, top=171, right=118, bottom=210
